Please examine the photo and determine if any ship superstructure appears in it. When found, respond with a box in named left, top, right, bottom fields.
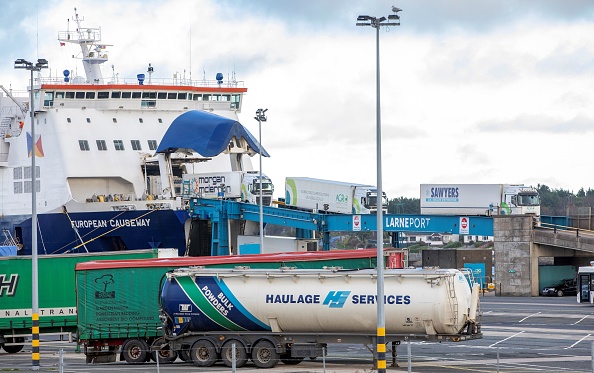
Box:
left=0, top=9, right=258, bottom=255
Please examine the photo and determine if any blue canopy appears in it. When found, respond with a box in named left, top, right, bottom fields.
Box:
left=156, top=110, right=269, bottom=157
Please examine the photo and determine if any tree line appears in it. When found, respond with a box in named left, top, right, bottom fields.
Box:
left=387, top=184, right=594, bottom=216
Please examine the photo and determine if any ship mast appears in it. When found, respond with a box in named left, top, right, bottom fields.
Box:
left=57, top=8, right=109, bottom=84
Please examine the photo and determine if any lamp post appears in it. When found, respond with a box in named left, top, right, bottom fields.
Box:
left=254, top=108, right=268, bottom=253
left=356, top=8, right=400, bottom=373
left=14, top=58, right=48, bottom=370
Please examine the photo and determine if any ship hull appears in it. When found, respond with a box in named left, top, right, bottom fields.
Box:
left=11, top=209, right=189, bottom=256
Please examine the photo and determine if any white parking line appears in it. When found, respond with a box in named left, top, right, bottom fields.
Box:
left=489, top=330, right=525, bottom=347
left=564, top=334, right=592, bottom=349
left=519, top=311, right=541, bottom=322
left=571, top=315, right=588, bottom=325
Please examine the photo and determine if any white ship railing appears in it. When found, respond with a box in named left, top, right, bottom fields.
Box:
left=39, top=77, right=244, bottom=88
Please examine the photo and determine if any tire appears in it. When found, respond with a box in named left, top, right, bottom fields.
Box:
left=557, top=290, right=564, bottom=297
left=220, top=339, right=248, bottom=368
left=190, top=339, right=217, bottom=367
left=2, top=337, right=25, bottom=354
left=251, top=340, right=279, bottom=369
left=178, top=348, right=191, bottom=362
left=121, top=338, right=149, bottom=364
left=151, top=337, right=178, bottom=364
left=280, top=353, right=304, bottom=365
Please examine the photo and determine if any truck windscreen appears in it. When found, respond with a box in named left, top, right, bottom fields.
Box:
left=517, top=194, right=540, bottom=206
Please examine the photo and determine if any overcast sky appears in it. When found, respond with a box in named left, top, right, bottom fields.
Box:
left=1, top=0, right=593, bottom=199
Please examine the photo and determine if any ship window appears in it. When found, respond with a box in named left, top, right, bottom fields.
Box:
left=220, top=94, right=230, bottom=102
left=112, top=118, right=117, bottom=123
left=158, top=118, right=163, bottom=123
left=98, top=92, right=109, bottom=99
left=142, top=92, right=157, bottom=99
left=86, top=118, right=91, bottom=123
left=43, top=91, right=54, bottom=107
left=13, top=167, right=22, bottom=180
left=132, top=92, right=141, bottom=99
left=14, top=182, right=23, bottom=194
left=114, top=140, right=125, bottom=151
left=139, top=118, right=144, bottom=123
left=85, top=92, right=95, bottom=99
left=167, top=92, right=177, bottom=99
left=24, top=166, right=40, bottom=179
left=97, top=140, right=107, bottom=151
left=75, top=92, right=85, bottom=99
left=131, top=140, right=142, bottom=150
left=211, top=95, right=219, bottom=101
left=231, top=94, right=241, bottom=109
left=141, top=100, right=156, bottom=108
left=24, top=180, right=40, bottom=194
left=65, top=92, right=75, bottom=99
left=148, top=140, right=158, bottom=150
left=111, top=91, right=121, bottom=98
left=157, top=92, right=167, bottom=99
left=55, top=92, right=65, bottom=99
left=193, top=94, right=203, bottom=101
left=177, top=93, right=187, bottom=100
left=79, top=140, right=90, bottom=151
left=203, top=94, right=211, bottom=101
left=67, top=118, right=71, bottom=123
left=121, top=92, right=132, bottom=99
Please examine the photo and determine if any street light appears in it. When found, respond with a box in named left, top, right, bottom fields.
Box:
left=356, top=7, right=400, bottom=373
left=254, top=108, right=268, bottom=253
left=14, top=57, right=48, bottom=371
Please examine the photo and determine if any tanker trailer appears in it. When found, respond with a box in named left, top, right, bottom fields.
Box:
left=158, top=267, right=481, bottom=368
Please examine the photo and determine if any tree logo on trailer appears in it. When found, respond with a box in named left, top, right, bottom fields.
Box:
left=94, top=274, right=115, bottom=299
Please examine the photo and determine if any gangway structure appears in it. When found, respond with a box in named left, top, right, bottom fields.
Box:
left=186, top=198, right=493, bottom=256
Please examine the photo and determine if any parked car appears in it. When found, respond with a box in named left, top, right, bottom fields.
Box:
left=542, top=278, right=577, bottom=297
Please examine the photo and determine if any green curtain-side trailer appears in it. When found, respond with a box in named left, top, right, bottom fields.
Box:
left=0, top=249, right=160, bottom=352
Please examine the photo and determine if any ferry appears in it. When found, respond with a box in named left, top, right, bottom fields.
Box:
left=0, top=9, right=264, bottom=256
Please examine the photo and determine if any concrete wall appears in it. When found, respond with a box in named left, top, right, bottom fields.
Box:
left=493, top=216, right=534, bottom=296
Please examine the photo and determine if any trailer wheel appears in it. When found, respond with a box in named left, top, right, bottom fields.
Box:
left=178, top=348, right=191, bottom=362
left=150, top=337, right=178, bottom=363
left=2, top=337, right=25, bottom=354
left=121, top=338, right=149, bottom=364
left=280, top=354, right=304, bottom=365
left=190, top=339, right=217, bottom=367
left=221, top=339, right=248, bottom=368
left=557, top=290, right=564, bottom=297
left=251, top=340, right=279, bottom=369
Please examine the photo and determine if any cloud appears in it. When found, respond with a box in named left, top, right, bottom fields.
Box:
left=476, top=114, right=594, bottom=133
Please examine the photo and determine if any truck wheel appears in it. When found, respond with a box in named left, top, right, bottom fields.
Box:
left=251, top=340, right=279, bottom=369
left=151, top=337, right=178, bottom=363
left=2, top=337, right=25, bottom=353
left=557, top=290, right=564, bottom=297
left=190, top=339, right=217, bottom=367
left=178, top=348, right=191, bottom=362
left=121, top=338, right=149, bottom=364
left=280, top=353, right=304, bottom=365
left=221, top=339, right=248, bottom=368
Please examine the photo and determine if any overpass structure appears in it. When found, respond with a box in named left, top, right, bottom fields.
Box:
left=187, top=198, right=592, bottom=296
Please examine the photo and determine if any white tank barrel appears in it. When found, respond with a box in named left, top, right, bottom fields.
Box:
left=161, top=267, right=478, bottom=336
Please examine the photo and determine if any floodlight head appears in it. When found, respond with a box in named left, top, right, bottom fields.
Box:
left=388, top=14, right=400, bottom=20
left=357, top=15, right=371, bottom=21
left=14, top=59, right=31, bottom=69
left=379, top=16, right=387, bottom=22
left=37, top=58, right=48, bottom=65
